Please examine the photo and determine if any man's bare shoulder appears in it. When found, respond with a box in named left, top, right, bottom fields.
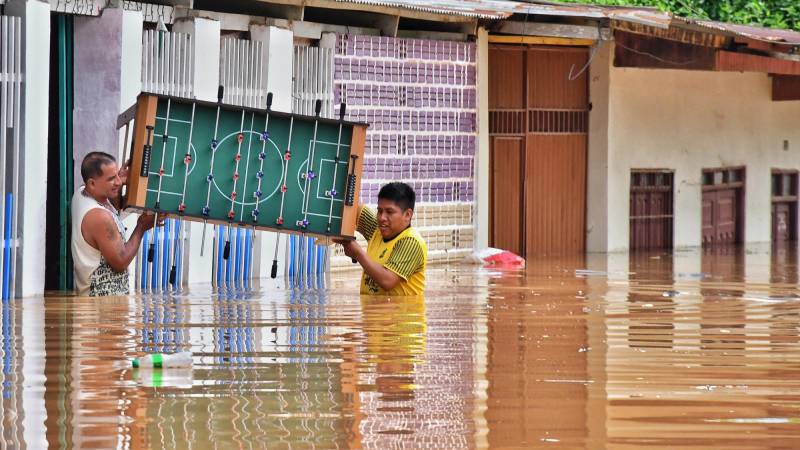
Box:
left=81, top=208, right=119, bottom=248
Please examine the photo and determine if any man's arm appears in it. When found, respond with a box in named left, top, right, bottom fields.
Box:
left=82, top=210, right=154, bottom=272
left=337, top=239, right=402, bottom=291
left=356, top=205, right=377, bottom=240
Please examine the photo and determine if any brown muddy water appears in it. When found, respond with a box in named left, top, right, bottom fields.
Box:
left=2, top=245, right=799, bottom=449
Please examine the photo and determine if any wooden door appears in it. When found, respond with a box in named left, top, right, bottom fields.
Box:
left=715, top=189, right=737, bottom=243
left=771, top=170, right=798, bottom=243
left=702, top=168, right=744, bottom=246
left=630, top=171, right=674, bottom=250
left=703, top=189, right=738, bottom=244
left=489, top=46, right=526, bottom=255
left=524, top=48, right=587, bottom=257
left=772, top=203, right=792, bottom=243
left=491, top=137, right=524, bottom=255
left=488, top=45, right=588, bottom=257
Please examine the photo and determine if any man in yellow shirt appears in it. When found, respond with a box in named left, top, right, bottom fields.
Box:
left=337, top=182, right=427, bottom=296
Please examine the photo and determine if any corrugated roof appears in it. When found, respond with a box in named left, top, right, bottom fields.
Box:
left=331, top=0, right=515, bottom=19
left=674, top=18, right=800, bottom=46
left=331, top=1, right=800, bottom=45
left=332, top=0, right=671, bottom=28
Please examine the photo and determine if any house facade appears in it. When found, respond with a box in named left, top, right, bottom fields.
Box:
left=2, top=0, right=800, bottom=296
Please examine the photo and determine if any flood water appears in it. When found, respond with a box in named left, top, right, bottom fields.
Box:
left=2, top=244, right=800, bottom=449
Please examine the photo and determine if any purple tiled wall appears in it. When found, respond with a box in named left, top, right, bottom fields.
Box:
left=334, top=35, right=477, bottom=206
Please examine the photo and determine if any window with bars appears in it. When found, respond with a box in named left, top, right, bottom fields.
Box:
left=702, top=167, right=744, bottom=189
left=772, top=170, right=798, bottom=199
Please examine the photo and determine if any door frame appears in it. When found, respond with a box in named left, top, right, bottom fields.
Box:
left=488, top=43, right=589, bottom=256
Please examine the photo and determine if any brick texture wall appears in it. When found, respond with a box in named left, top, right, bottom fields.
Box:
left=333, top=35, right=477, bottom=264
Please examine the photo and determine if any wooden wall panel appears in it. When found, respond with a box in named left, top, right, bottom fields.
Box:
left=527, top=48, right=588, bottom=110
left=613, top=30, right=716, bottom=71
left=489, top=46, right=525, bottom=109
left=772, top=75, right=800, bottom=101
left=525, top=135, right=587, bottom=256
left=717, top=50, right=800, bottom=76
left=491, top=137, right=524, bottom=255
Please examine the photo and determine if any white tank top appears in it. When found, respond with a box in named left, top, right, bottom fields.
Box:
left=71, top=187, right=129, bottom=296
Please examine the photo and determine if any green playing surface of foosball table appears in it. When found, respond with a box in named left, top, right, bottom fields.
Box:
left=126, top=93, right=367, bottom=239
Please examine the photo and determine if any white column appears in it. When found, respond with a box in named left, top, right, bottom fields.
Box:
left=174, top=17, right=220, bottom=102
left=6, top=0, right=49, bottom=297
left=586, top=43, right=611, bottom=253
left=120, top=10, right=144, bottom=293
left=474, top=27, right=490, bottom=249
left=250, top=24, right=293, bottom=283
left=173, top=17, right=221, bottom=285
left=250, top=25, right=293, bottom=113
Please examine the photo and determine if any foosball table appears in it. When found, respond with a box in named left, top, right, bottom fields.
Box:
left=122, top=88, right=367, bottom=279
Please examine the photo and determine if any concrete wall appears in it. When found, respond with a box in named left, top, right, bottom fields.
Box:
left=73, top=8, right=143, bottom=180
left=590, top=42, right=800, bottom=252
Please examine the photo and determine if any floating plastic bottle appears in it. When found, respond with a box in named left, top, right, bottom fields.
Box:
left=132, top=351, right=193, bottom=369
left=133, top=367, right=194, bottom=389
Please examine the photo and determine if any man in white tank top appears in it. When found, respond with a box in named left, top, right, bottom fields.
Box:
left=72, top=152, right=158, bottom=296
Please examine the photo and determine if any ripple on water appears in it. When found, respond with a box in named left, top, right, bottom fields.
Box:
left=0, top=244, right=799, bottom=448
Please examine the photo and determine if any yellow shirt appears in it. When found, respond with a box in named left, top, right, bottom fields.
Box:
left=357, top=206, right=427, bottom=296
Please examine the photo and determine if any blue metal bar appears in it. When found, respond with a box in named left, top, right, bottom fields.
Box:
left=161, top=220, right=170, bottom=290
left=3, top=195, right=12, bottom=301
left=3, top=302, right=12, bottom=398
left=243, top=229, right=251, bottom=289
left=176, top=223, right=183, bottom=287
left=141, top=231, right=150, bottom=290
left=233, top=227, right=242, bottom=288
left=224, top=227, right=232, bottom=289
left=149, top=227, right=158, bottom=289
left=216, top=226, right=225, bottom=289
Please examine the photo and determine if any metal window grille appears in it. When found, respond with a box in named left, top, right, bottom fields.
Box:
left=142, top=29, right=193, bottom=97
left=219, top=37, right=264, bottom=109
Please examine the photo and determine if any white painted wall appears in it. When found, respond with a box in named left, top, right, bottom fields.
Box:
left=591, top=42, right=800, bottom=252
left=474, top=27, right=490, bottom=249
left=7, top=0, right=49, bottom=297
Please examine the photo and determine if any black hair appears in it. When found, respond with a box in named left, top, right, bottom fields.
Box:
left=378, top=182, right=415, bottom=211
left=81, top=152, right=117, bottom=183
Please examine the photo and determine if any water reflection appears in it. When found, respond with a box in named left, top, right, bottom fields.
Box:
left=1, top=246, right=800, bottom=448
left=485, top=256, right=590, bottom=448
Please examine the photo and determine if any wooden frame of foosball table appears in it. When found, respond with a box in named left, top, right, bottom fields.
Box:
left=122, top=93, right=367, bottom=240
